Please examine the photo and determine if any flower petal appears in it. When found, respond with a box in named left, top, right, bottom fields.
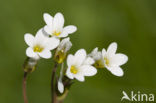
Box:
left=58, top=25, right=77, bottom=37
left=74, top=49, right=87, bottom=66
left=75, top=74, right=85, bottom=82
left=63, top=25, right=77, bottom=34
left=61, top=37, right=72, bottom=52
left=89, top=47, right=102, bottom=61
left=35, top=28, right=46, bottom=40
left=81, top=65, right=97, bottom=76
left=107, top=42, right=117, bottom=55
left=24, top=33, right=34, bottom=47
left=52, top=12, right=64, bottom=31
left=34, top=28, right=47, bottom=45
left=39, top=49, right=52, bottom=59
left=58, top=30, right=68, bottom=37
left=91, top=47, right=98, bottom=55
left=35, top=28, right=50, bottom=45
left=113, top=53, right=128, bottom=66
left=102, top=48, right=106, bottom=57
left=26, top=47, right=38, bottom=58
left=67, top=54, right=75, bottom=66
left=43, top=25, right=52, bottom=35
left=58, top=81, right=64, bottom=93
left=107, top=66, right=124, bottom=77
left=35, top=28, right=60, bottom=50
left=45, top=37, right=60, bottom=50
left=43, top=13, right=53, bottom=26
left=66, top=67, right=74, bottom=79
left=83, top=57, right=95, bottom=65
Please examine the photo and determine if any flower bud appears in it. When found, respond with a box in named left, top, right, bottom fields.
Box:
left=23, top=57, right=38, bottom=73
left=57, top=76, right=73, bottom=101
left=54, top=38, right=72, bottom=64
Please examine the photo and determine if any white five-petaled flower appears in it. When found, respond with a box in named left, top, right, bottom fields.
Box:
left=102, top=42, right=128, bottom=77
left=43, top=12, right=77, bottom=38
left=24, top=29, right=60, bottom=59
left=66, top=49, right=97, bottom=82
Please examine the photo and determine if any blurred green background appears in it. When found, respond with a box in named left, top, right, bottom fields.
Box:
left=0, top=0, right=156, bottom=103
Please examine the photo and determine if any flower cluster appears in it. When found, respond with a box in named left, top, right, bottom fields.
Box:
left=23, top=12, right=128, bottom=102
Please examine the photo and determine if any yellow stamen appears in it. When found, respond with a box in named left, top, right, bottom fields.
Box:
left=94, top=60, right=104, bottom=69
left=33, top=45, right=44, bottom=52
left=70, top=65, right=78, bottom=74
left=104, top=57, right=109, bottom=66
left=53, top=31, right=61, bottom=36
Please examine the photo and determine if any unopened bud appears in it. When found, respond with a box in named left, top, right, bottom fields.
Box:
left=54, top=38, right=72, bottom=64
left=23, top=57, right=38, bottom=73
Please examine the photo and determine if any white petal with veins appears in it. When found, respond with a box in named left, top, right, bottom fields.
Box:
left=43, top=13, right=53, bottom=26
left=26, top=47, right=37, bottom=58
left=39, top=49, right=52, bottom=59
left=52, top=13, right=64, bottom=31
left=63, top=25, right=77, bottom=34
left=107, top=42, right=117, bottom=55
left=83, top=57, right=95, bottom=65
left=24, top=33, right=34, bottom=47
left=74, top=49, right=86, bottom=66
left=81, top=65, right=97, bottom=76
left=107, top=66, right=124, bottom=77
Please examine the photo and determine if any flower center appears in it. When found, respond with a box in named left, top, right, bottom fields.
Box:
left=94, top=60, right=104, bottom=69
left=33, top=45, right=44, bottom=52
left=70, top=65, right=78, bottom=74
left=104, top=57, right=109, bottom=66
left=53, top=31, right=61, bottom=36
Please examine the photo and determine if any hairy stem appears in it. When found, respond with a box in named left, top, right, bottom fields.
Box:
left=23, top=72, right=28, bottom=103
left=51, top=63, right=58, bottom=103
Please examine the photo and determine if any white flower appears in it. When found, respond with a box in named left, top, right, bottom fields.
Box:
left=24, top=29, right=60, bottom=59
left=88, top=48, right=104, bottom=69
left=66, top=49, right=97, bottom=82
left=102, top=42, right=128, bottom=77
left=43, top=12, right=77, bottom=38
left=58, top=63, right=64, bottom=93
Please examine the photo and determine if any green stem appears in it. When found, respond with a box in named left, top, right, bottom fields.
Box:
left=23, top=72, right=28, bottom=103
left=51, top=63, right=58, bottom=103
